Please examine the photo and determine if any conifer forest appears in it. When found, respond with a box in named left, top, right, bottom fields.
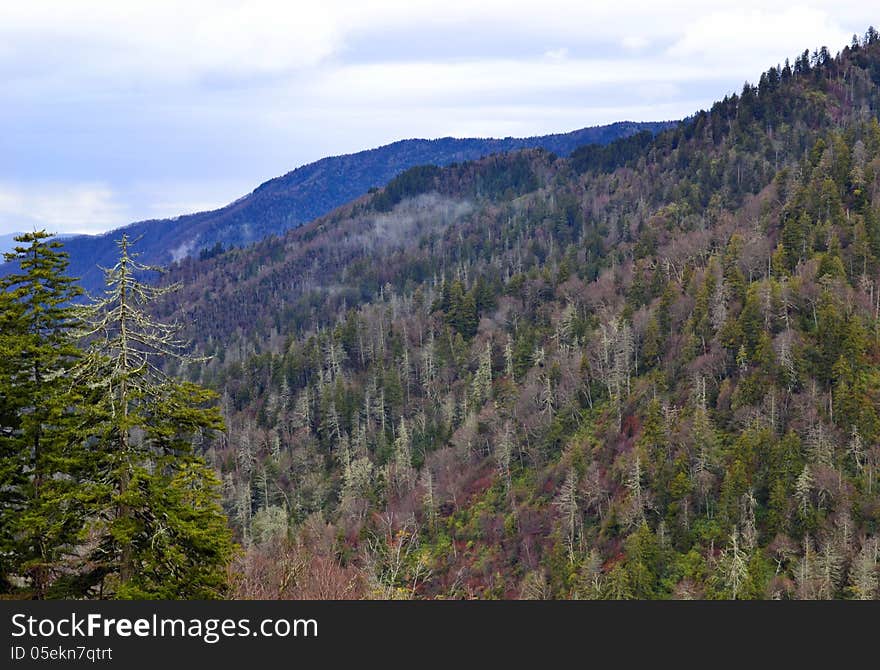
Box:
left=5, top=29, right=880, bottom=600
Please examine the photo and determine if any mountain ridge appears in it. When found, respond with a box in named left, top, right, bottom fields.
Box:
left=149, top=30, right=880, bottom=599
left=6, top=120, right=673, bottom=293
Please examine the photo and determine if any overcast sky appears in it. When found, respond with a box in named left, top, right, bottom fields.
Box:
left=1, top=1, right=877, bottom=236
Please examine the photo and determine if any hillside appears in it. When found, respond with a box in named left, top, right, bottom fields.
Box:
left=141, top=30, right=880, bottom=600
left=16, top=121, right=671, bottom=294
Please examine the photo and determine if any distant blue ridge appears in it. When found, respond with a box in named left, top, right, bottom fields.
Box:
left=1, top=120, right=674, bottom=293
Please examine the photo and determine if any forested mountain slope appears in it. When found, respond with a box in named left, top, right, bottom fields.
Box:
left=10, top=121, right=670, bottom=295
left=158, top=31, right=880, bottom=599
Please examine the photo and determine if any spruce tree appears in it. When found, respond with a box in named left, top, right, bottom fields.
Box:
left=74, top=235, right=234, bottom=598
left=0, top=231, right=87, bottom=598
left=0, top=277, right=23, bottom=592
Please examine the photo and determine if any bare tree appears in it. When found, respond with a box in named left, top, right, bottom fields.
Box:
left=554, top=467, right=580, bottom=563
left=848, top=537, right=879, bottom=600
left=717, top=529, right=750, bottom=599
left=364, top=513, right=430, bottom=599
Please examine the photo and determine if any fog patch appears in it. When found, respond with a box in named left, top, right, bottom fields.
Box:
left=170, top=237, right=197, bottom=262
left=362, top=193, right=473, bottom=251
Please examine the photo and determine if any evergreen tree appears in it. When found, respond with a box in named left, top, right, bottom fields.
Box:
left=74, top=235, right=234, bottom=598
left=0, top=285, right=19, bottom=591
left=0, top=231, right=87, bottom=598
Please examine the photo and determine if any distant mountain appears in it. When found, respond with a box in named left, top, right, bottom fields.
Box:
left=10, top=121, right=673, bottom=293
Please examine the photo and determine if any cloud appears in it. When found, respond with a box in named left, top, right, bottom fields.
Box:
left=0, top=2, right=344, bottom=83
left=668, top=8, right=852, bottom=71
left=621, top=36, right=650, bottom=51
left=1, top=1, right=878, bottom=235
left=544, top=48, right=570, bottom=61
left=307, top=58, right=725, bottom=107
left=0, top=183, right=129, bottom=235
left=0, top=179, right=263, bottom=236
left=2, top=1, right=868, bottom=84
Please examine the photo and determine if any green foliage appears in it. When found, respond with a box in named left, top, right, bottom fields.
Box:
left=111, top=461, right=234, bottom=599
left=372, top=165, right=443, bottom=212
left=437, top=280, right=479, bottom=338
left=0, top=232, right=86, bottom=597
left=0, top=233, right=234, bottom=599
left=570, top=130, right=657, bottom=174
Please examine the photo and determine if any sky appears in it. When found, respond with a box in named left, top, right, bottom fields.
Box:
left=1, top=1, right=878, bottom=236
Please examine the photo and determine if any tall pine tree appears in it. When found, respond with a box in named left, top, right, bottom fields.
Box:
left=0, top=231, right=88, bottom=598
left=74, top=235, right=234, bottom=598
